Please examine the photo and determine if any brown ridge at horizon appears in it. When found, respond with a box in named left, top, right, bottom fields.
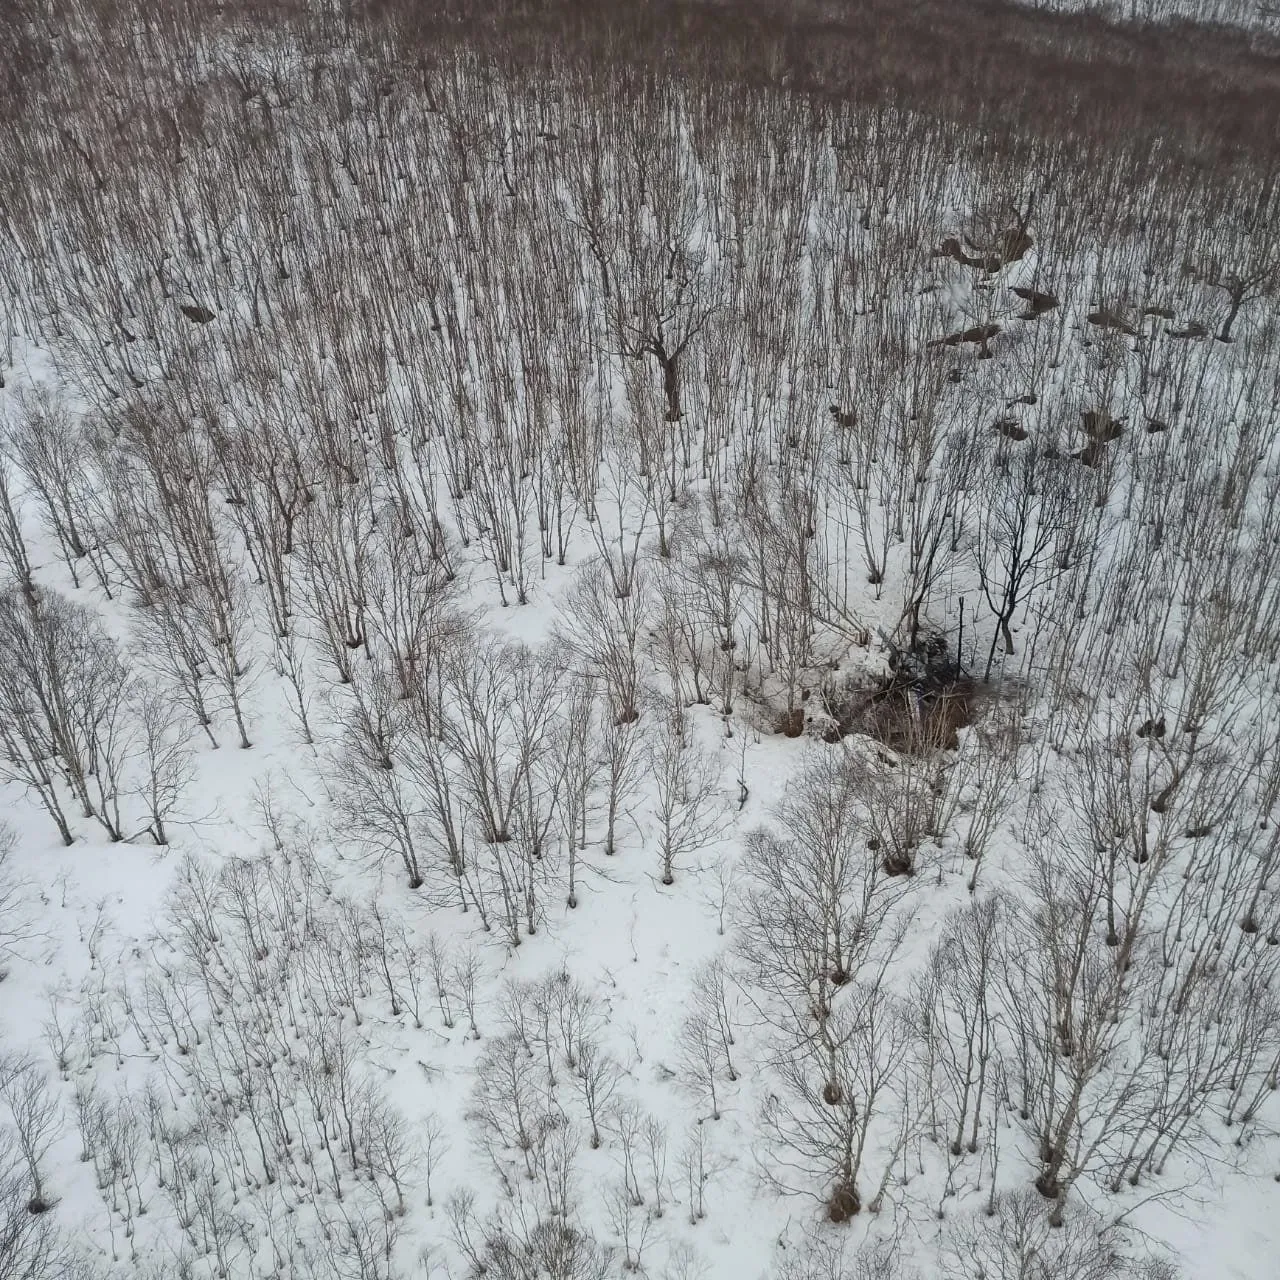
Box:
left=364, top=0, right=1280, bottom=169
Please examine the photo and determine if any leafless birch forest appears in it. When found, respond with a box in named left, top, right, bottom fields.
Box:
left=1, top=1, right=1279, bottom=1277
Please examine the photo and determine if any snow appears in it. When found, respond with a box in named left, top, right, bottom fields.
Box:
left=1, top=9, right=1279, bottom=1278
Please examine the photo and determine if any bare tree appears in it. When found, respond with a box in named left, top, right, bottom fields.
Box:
left=0, top=824, right=41, bottom=980
left=678, top=959, right=740, bottom=1120
left=647, top=728, right=727, bottom=886
left=0, top=588, right=141, bottom=843
left=0, top=1127, right=60, bottom=1280
left=1191, top=185, right=1280, bottom=343
left=974, top=445, right=1075, bottom=680
left=759, top=967, right=915, bottom=1221
left=572, top=1039, right=620, bottom=1152
left=942, top=1190, right=1172, bottom=1280
left=448, top=1183, right=612, bottom=1280
left=915, top=897, right=1004, bottom=1160
left=0, top=1060, right=60, bottom=1214
left=553, top=674, right=602, bottom=909
left=0, top=453, right=34, bottom=604
left=420, top=1112, right=450, bottom=1209
left=3, top=387, right=103, bottom=590
left=558, top=558, right=650, bottom=726
left=737, top=752, right=895, bottom=1018
left=736, top=750, right=917, bottom=1215
left=600, top=710, right=646, bottom=858
left=129, top=681, right=196, bottom=845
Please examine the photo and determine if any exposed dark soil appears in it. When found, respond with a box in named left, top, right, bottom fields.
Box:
left=777, top=707, right=806, bottom=738
left=1012, top=286, right=1059, bottom=319
left=816, top=634, right=980, bottom=752
left=995, top=418, right=1030, bottom=441
left=1081, top=410, right=1125, bottom=441
left=931, top=323, right=1002, bottom=349
left=1073, top=439, right=1109, bottom=466
left=827, top=1180, right=861, bottom=1222
left=1087, top=308, right=1138, bottom=335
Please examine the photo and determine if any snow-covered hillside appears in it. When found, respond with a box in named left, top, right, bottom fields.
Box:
left=1017, top=0, right=1274, bottom=28
left=1, top=2, right=1278, bottom=1279
left=1018, top=0, right=1277, bottom=30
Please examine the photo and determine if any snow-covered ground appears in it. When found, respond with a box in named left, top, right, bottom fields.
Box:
left=1, top=5, right=1279, bottom=1280
left=1018, top=0, right=1274, bottom=24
